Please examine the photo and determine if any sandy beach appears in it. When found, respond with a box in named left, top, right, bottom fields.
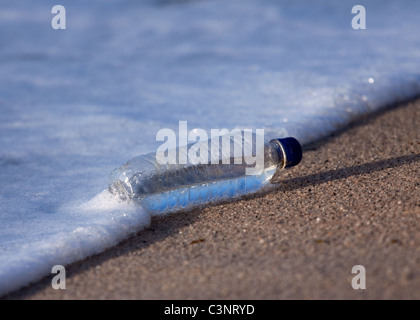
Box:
left=5, top=98, right=420, bottom=299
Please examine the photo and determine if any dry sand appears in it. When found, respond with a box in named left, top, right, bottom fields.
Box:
left=5, top=99, right=420, bottom=299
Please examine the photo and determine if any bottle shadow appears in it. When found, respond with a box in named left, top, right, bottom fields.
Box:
left=275, top=153, right=420, bottom=192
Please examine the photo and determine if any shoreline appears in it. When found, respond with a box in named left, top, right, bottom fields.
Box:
left=4, top=98, right=420, bottom=299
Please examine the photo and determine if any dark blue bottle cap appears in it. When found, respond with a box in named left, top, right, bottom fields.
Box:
left=274, top=137, right=302, bottom=168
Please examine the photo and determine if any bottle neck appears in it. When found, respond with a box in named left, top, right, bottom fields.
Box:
left=269, top=139, right=287, bottom=169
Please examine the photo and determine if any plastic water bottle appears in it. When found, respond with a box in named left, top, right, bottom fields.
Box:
left=109, top=132, right=302, bottom=214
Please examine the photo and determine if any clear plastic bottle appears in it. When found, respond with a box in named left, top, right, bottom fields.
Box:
left=109, top=132, right=302, bottom=214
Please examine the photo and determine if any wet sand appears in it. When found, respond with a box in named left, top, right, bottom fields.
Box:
left=5, top=99, right=420, bottom=299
